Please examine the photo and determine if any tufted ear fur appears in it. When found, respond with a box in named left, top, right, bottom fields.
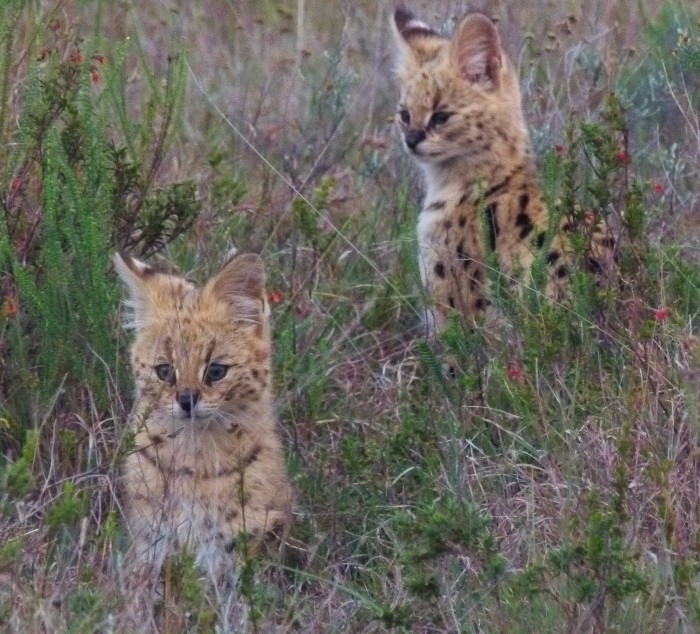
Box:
left=114, top=251, right=194, bottom=330
left=391, top=4, right=445, bottom=74
left=449, top=13, right=503, bottom=89
left=203, top=253, right=267, bottom=326
left=114, top=251, right=159, bottom=330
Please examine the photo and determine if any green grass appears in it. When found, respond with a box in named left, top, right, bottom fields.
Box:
left=1, top=0, right=700, bottom=632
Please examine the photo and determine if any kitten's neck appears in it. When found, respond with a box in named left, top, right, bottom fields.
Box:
left=420, top=138, right=538, bottom=203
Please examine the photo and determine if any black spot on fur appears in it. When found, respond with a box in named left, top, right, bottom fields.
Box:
left=434, top=262, right=446, bottom=278
left=536, top=231, right=546, bottom=248
left=443, top=219, right=452, bottom=229
left=225, top=509, right=239, bottom=522
left=176, top=466, right=194, bottom=477
left=448, top=296, right=455, bottom=308
left=556, top=265, right=568, bottom=278
left=224, top=540, right=236, bottom=553
left=515, top=212, right=534, bottom=239
left=495, top=126, right=510, bottom=143
left=547, top=251, right=560, bottom=265
left=427, top=200, right=446, bottom=211
left=519, top=193, right=530, bottom=212
left=149, top=434, right=164, bottom=446
left=456, top=241, right=473, bottom=267
left=205, top=466, right=235, bottom=480
left=587, top=257, right=604, bottom=275
left=484, top=175, right=512, bottom=198
left=458, top=192, right=469, bottom=206
left=475, top=298, right=491, bottom=311
left=561, top=222, right=573, bottom=232
left=485, top=203, right=499, bottom=251
left=242, top=444, right=262, bottom=468
left=458, top=215, right=467, bottom=227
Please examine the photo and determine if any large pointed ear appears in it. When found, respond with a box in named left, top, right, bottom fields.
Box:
left=114, top=251, right=192, bottom=330
left=392, top=5, right=445, bottom=73
left=204, top=253, right=267, bottom=325
left=449, top=14, right=502, bottom=89
left=113, top=251, right=157, bottom=330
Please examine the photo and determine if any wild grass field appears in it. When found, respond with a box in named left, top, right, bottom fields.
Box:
left=1, top=0, right=700, bottom=632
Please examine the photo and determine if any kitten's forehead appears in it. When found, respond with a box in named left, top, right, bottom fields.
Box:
left=402, top=64, right=458, bottom=109
left=145, top=305, right=242, bottom=351
left=157, top=278, right=198, bottom=310
left=170, top=332, right=217, bottom=365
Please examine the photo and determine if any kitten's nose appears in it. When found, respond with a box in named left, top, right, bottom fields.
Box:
left=177, top=389, right=200, bottom=415
left=405, top=129, right=426, bottom=150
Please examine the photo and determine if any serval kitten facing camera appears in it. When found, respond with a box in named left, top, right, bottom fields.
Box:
left=115, top=251, right=292, bottom=581
left=392, top=7, right=613, bottom=334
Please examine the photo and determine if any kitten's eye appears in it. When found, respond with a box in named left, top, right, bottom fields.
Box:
left=154, top=363, right=175, bottom=385
left=204, top=363, right=229, bottom=384
left=429, top=111, right=451, bottom=127
left=399, top=109, right=410, bottom=125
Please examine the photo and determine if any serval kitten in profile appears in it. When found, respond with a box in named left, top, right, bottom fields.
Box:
left=392, top=7, right=613, bottom=334
left=115, top=251, right=292, bottom=582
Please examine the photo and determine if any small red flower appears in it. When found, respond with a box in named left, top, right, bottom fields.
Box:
left=653, top=182, right=665, bottom=195
left=49, top=19, right=61, bottom=33
left=655, top=307, right=671, bottom=321
left=74, top=51, right=84, bottom=63
left=269, top=291, right=282, bottom=304
left=11, top=177, right=21, bottom=190
left=2, top=297, right=18, bottom=317
left=617, top=150, right=629, bottom=163
left=91, top=69, right=101, bottom=84
left=555, top=144, right=565, bottom=155
left=507, top=361, right=524, bottom=381
left=585, top=211, right=596, bottom=224
left=295, top=304, right=311, bottom=318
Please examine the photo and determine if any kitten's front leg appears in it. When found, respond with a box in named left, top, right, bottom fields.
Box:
left=122, top=457, right=173, bottom=604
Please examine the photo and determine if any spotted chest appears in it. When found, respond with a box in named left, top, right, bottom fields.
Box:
left=123, top=419, right=290, bottom=573
left=418, top=164, right=569, bottom=331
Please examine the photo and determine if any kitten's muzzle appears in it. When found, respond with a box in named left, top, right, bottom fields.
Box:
left=405, top=129, right=426, bottom=151
left=177, top=389, right=200, bottom=415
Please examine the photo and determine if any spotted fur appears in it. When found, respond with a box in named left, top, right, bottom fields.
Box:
left=115, top=251, right=292, bottom=580
left=392, top=8, right=613, bottom=333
